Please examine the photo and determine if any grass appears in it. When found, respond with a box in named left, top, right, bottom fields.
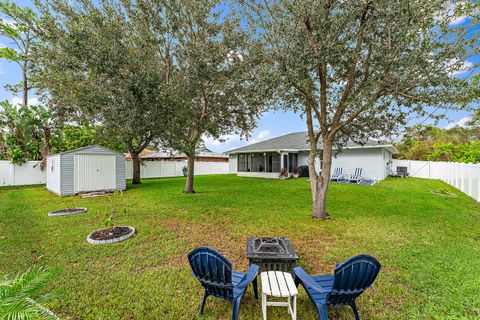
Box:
left=1, top=175, right=479, bottom=319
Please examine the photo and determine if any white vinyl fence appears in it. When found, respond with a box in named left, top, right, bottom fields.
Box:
left=125, top=161, right=229, bottom=179
left=0, top=161, right=46, bottom=186
left=0, top=160, right=229, bottom=187
left=392, top=159, right=480, bottom=202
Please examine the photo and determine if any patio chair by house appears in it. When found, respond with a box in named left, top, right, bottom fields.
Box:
left=348, top=168, right=363, bottom=183
left=330, top=168, right=344, bottom=181
left=188, top=247, right=259, bottom=320
left=294, top=254, right=381, bottom=320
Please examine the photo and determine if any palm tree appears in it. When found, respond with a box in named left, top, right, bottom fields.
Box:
left=0, top=268, right=59, bottom=320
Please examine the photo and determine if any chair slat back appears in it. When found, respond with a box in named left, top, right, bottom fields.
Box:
left=188, top=247, right=234, bottom=301
left=354, top=168, right=362, bottom=177
left=333, top=168, right=342, bottom=176
left=328, top=254, right=381, bottom=307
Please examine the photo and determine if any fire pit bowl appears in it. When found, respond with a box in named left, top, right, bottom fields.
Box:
left=246, top=237, right=298, bottom=273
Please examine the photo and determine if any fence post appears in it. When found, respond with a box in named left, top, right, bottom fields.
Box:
left=477, top=165, right=480, bottom=202
left=10, top=162, right=15, bottom=186
left=455, top=163, right=459, bottom=189
left=468, top=164, right=473, bottom=197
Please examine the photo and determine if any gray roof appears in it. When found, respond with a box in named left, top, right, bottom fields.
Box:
left=48, top=144, right=123, bottom=157
left=227, top=132, right=397, bottom=154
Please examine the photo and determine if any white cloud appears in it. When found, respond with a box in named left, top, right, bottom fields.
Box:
left=444, top=116, right=471, bottom=129
left=449, top=15, right=468, bottom=26
left=433, top=1, right=476, bottom=26
left=257, top=130, right=272, bottom=139
left=446, top=58, right=473, bottom=76
left=10, top=96, right=39, bottom=106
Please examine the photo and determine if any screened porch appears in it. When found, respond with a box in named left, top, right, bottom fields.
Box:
left=237, top=152, right=298, bottom=173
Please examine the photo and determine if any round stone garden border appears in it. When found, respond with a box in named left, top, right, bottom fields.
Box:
left=86, top=226, right=136, bottom=244
left=48, top=207, right=88, bottom=217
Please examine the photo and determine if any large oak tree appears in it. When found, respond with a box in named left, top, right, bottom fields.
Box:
left=140, top=0, right=271, bottom=193
left=34, top=0, right=174, bottom=184
left=240, top=0, right=479, bottom=218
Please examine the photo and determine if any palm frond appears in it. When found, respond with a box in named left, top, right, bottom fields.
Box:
left=0, top=268, right=60, bottom=320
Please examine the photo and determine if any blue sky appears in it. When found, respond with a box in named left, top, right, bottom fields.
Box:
left=1, top=0, right=479, bottom=153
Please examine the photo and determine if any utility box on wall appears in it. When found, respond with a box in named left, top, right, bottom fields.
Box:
left=46, top=145, right=126, bottom=196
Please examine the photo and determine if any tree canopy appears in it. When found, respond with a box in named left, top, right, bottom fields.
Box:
left=34, top=0, right=175, bottom=183
left=239, top=0, right=479, bottom=218
left=144, top=0, right=271, bottom=193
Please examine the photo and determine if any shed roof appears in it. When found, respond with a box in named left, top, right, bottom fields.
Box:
left=48, top=145, right=123, bottom=157
left=227, top=132, right=398, bottom=154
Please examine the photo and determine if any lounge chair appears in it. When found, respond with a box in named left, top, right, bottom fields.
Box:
left=330, top=168, right=343, bottom=181
left=188, top=247, right=259, bottom=320
left=348, top=168, right=363, bottom=183
left=294, top=254, right=381, bottom=320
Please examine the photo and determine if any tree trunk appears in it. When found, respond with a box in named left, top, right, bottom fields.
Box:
left=310, top=139, right=334, bottom=219
left=22, top=64, right=28, bottom=106
left=40, top=126, right=52, bottom=171
left=130, top=151, right=141, bottom=184
left=184, top=155, right=195, bottom=193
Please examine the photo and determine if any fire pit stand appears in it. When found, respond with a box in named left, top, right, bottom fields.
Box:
left=246, top=237, right=299, bottom=273
left=246, top=237, right=299, bottom=300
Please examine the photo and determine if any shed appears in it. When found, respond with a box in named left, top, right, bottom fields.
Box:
left=46, top=145, right=126, bottom=196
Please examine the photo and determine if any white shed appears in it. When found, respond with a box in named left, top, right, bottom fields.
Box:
left=46, top=145, right=126, bottom=196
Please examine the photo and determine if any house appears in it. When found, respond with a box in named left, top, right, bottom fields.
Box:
left=226, top=132, right=398, bottom=181
left=125, top=146, right=228, bottom=163
left=46, top=145, right=126, bottom=196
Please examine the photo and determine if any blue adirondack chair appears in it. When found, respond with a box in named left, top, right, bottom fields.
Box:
left=348, top=168, right=363, bottom=183
left=188, top=247, right=259, bottom=320
left=294, top=254, right=381, bottom=320
left=330, top=168, right=343, bottom=181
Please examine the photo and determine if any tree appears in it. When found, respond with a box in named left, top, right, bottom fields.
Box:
left=240, top=0, right=479, bottom=218
left=395, top=121, right=480, bottom=163
left=146, top=0, right=269, bottom=193
left=0, top=0, right=39, bottom=106
left=0, top=101, right=55, bottom=166
left=35, top=0, right=174, bottom=184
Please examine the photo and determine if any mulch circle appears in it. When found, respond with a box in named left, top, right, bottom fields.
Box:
left=86, top=226, right=136, bottom=244
left=48, top=207, right=88, bottom=217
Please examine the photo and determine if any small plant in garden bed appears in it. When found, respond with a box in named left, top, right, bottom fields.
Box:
left=278, top=168, right=289, bottom=179
left=87, top=190, right=136, bottom=244
left=291, top=167, right=300, bottom=178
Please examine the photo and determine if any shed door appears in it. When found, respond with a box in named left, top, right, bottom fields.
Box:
left=75, top=154, right=116, bottom=193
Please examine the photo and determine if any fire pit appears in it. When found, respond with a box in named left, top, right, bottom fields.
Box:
left=246, top=237, right=299, bottom=273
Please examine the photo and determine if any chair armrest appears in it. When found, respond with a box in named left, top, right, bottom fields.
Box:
left=294, top=267, right=329, bottom=294
left=236, top=264, right=259, bottom=290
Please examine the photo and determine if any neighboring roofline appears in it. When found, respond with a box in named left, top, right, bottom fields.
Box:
left=227, top=144, right=398, bottom=154
left=48, top=145, right=123, bottom=157
left=140, top=153, right=228, bottom=159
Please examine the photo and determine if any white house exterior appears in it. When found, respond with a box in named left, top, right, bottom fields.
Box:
left=227, top=132, right=397, bottom=181
left=46, top=145, right=126, bottom=196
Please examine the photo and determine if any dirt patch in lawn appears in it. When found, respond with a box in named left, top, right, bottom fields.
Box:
left=163, top=219, right=249, bottom=269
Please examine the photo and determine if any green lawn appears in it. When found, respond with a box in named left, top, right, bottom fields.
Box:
left=1, top=175, right=479, bottom=319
